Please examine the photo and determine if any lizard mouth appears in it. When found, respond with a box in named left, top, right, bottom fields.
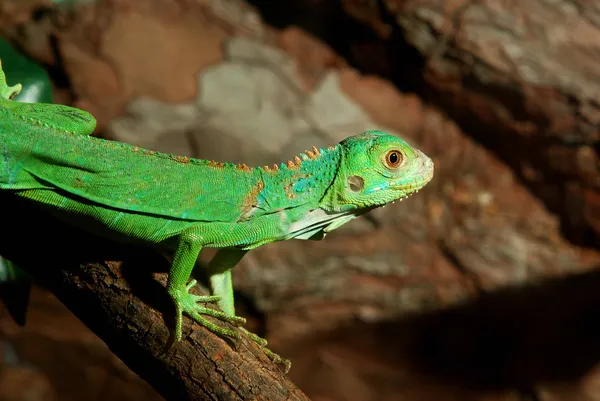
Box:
left=379, top=188, right=420, bottom=209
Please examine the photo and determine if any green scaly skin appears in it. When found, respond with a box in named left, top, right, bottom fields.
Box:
left=0, top=59, right=434, bottom=373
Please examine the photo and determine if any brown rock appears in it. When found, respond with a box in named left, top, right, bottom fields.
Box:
left=342, top=0, right=600, bottom=246
left=276, top=26, right=346, bottom=90
left=0, top=366, right=56, bottom=401
left=2, top=0, right=266, bottom=131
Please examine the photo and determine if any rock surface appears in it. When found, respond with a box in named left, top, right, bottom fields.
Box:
left=342, top=0, right=600, bottom=247
left=1, top=0, right=600, bottom=400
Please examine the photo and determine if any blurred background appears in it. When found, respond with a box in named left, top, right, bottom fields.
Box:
left=1, top=0, right=600, bottom=400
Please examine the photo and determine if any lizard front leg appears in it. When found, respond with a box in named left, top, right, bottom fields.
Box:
left=207, top=248, right=292, bottom=373
left=166, top=226, right=246, bottom=346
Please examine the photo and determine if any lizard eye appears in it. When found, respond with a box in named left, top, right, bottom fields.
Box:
left=385, top=150, right=403, bottom=168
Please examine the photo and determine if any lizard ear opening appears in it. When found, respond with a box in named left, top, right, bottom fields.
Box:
left=347, top=175, right=364, bottom=192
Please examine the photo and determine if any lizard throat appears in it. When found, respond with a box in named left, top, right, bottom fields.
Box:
left=284, top=207, right=364, bottom=241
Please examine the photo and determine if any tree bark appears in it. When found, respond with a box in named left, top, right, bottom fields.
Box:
left=0, top=191, right=310, bottom=401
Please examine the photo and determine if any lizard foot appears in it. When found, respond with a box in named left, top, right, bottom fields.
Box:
left=167, top=280, right=291, bottom=373
left=241, top=327, right=292, bottom=373
left=168, top=279, right=246, bottom=345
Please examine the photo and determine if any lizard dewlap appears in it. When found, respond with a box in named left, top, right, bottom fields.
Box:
left=0, top=59, right=434, bottom=373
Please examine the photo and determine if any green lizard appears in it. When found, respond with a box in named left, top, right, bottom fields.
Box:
left=0, top=59, right=434, bottom=372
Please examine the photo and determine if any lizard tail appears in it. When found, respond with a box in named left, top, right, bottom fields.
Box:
left=0, top=256, right=32, bottom=326
left=0, top=59, right=22, bottom=101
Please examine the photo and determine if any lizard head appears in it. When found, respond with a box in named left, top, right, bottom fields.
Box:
left=320, top=130, right=434, bottom=213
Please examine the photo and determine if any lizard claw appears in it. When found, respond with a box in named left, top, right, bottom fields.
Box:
left=168, top=281, right=246, bottom=345
left=241, top=328, right=292, bottom=373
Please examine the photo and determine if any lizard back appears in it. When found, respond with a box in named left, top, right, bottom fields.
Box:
left=1, top=114, right=266, bottom=223
left=0, top=106, right=341, bottom=224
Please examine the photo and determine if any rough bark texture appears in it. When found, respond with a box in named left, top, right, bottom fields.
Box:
left=342, top=0, right=600, bottom=247
left=0, top=191, right=309, bottom=401
left=2, top=0, right=600, bottom=400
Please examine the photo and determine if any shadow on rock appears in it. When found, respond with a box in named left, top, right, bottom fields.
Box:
left=323, top=269, right=600, bottom=393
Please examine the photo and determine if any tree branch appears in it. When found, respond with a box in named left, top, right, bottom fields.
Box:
left=0, top=191, right=310, bottom=401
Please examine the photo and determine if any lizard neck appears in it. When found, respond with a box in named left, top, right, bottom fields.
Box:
left=256, top=145, right=342, bottom=212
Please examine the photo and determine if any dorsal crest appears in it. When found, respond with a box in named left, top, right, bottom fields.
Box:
left=262, top=145, right=335, bottom=173
left=148, top=142, right=338, bottom=175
